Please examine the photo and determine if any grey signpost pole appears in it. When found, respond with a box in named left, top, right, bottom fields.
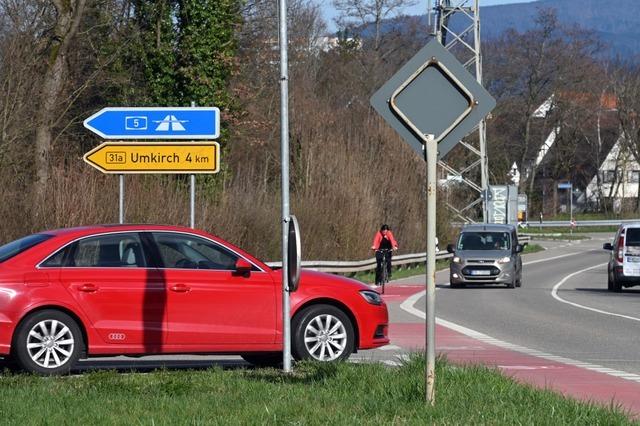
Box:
left=425, top=134, right=437, bottom=405
left=279, top=0, right=292, bottom=373
left=190, top=101, right=196, bottom=228
left=119, top=175, right=124, bottom=224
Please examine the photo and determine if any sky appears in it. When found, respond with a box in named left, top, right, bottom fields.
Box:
left=321, top=0, right=537, bottom=31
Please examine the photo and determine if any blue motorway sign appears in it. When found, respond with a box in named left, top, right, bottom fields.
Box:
left=557, top=182, right=572, bottom=189
left=83, top=107, right=220, bottom=140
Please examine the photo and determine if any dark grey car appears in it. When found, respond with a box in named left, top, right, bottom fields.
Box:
left=447, top=224, right=524, bottom=288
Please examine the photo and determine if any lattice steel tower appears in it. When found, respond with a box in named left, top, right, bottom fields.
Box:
left=429, top=0, right=488, bottom=222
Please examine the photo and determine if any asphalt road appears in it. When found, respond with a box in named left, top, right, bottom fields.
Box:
left=394, top=233, right=640, bottom=377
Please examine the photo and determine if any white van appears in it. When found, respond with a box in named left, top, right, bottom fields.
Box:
left=603, top=223, right=640, bottom=291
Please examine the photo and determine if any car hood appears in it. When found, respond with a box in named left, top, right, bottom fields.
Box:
left=297, top=269, right=371, bottom=291
left=455, top=249, right=511, bottom=259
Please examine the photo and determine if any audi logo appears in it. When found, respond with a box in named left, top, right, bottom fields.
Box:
left=108, top=333, right=126, bottom=341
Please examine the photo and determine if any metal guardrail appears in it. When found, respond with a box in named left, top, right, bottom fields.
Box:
left=528, top=219, right=639, bottom=228
left=266, top=235, right=531, bottom=273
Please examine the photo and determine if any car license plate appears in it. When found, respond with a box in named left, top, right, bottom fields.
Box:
left=470, top=270, right=491, bottom=276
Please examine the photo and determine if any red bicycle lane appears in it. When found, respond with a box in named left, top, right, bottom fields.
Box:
left=383, top=284, right=640, bottom=418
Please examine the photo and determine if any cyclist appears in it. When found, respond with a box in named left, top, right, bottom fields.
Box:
left=371, top=224, right=398, bottom=286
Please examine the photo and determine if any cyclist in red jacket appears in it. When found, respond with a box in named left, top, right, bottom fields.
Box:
left=371, top=224, right=398, bottom=286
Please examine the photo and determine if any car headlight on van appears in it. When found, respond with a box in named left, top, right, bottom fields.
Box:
left=497, top=256, right=511, bottom=264
left=360, top=290, right=383, bottom=305
left=452, top=256, right=461, bottom=263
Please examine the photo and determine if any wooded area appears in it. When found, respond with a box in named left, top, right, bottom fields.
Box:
left=0, top=0, right=638, bottom=260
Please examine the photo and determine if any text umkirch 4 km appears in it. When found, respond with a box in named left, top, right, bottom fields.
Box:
left=83, top=142, right=220, bottom=174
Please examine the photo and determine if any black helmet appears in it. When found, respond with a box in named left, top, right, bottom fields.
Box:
left=380, top=224, right=390, bottom=231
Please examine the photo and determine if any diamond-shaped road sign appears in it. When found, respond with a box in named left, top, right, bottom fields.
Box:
left=370, top=40, right=496, bottom=160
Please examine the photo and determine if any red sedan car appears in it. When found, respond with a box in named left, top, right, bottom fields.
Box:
left=0, top=225, right=389, bottom=374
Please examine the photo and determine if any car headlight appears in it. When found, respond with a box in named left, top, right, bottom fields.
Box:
left=497, top=256, right=511, bottom=264
left=452, top=256, right=461, bottom=263
left=360, top=290, right=383, bottom=305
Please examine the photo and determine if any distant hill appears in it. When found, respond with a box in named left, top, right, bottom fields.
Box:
left=477, top=0, right=640, bottom=58
left=369, top=0, right=640, bottom=59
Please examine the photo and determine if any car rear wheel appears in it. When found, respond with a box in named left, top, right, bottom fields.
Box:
left=13, top=310, right=83, bottom=375
left=611, top=276, right=623, bottom=293
left=292, top=305, right=354, bottom=362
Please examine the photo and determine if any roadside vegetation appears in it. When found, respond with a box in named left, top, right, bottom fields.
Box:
left=0, top=356, right=633, bottom=424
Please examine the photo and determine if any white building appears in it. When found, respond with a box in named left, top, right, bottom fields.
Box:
left=585, top=136, right=640, bottom=210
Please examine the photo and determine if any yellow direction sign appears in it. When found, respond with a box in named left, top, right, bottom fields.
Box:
left=83, top=142, right=220, bottom=174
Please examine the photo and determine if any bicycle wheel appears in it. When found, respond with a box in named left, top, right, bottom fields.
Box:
left=380, top=259, right=388, bottom=294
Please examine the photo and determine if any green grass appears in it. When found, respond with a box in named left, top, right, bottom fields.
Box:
left=526, top=226, right=617, bottom=234
left=0, top=356, right=633, bottom=424
left=522, top=243, right=545, bottom=253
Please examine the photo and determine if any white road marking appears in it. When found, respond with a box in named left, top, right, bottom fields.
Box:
left=400, top=285, right=640, bottom=383
left=551, top=263, right=640, bottom=323
left=379, top=344, right=402, bottom=351
left=522, top=252, right=582, bottom=266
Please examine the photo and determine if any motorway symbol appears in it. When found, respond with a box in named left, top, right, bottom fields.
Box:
left=83, top=107, right=219, bottom=139
left=370, top=40, right=496, bottom=160
left=83, top=142, right=220, bottom=174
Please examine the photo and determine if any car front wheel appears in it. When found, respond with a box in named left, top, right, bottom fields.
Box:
left=292, top=305, right=354, bottom=362
left=13, top=310, right=83, bottom=375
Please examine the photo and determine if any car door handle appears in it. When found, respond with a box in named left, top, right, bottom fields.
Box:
left=170, top=284, right=191, bottom=293
left=78, top=283, right=98, bottom=293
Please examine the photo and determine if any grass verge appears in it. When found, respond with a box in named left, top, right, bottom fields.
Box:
left=525, top=226, right=617, bottom=234
left=0, top=356, right=633, bottom=424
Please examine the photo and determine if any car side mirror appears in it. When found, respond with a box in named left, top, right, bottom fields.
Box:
left=603, top=242, right=613, bottom=251
left=515, top=244, right=524, bottom=253
left=446, top=244, right=455, bottom=254
left=234, top=258, right=252, bottom=277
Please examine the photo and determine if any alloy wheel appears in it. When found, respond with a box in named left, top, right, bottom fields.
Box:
left=26, top=319, right=75, bottom=369
left=303, top=314, right=347, bottom=361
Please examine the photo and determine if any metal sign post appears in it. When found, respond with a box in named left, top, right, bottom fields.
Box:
left=424, top=134, right=437, bottom=405
left=119, top=175, right=124, bottom=224
left=370, top=38, right=496, bottom=406
left=190, top=101, right=197, bottom=228
left=278, top=0, right=292, bottom=373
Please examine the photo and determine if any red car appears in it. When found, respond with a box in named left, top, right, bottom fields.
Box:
left=0, top=225, right=389, bottom=374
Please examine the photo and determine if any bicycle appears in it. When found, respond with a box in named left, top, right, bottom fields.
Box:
left=376, top=249, right=393, bottom=294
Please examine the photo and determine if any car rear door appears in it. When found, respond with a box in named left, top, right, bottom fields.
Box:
left=56, top=232, right=167, bottom=349
left=146, top=232, right=277, bottom=347
left=623, top=227, right=640, bottom=277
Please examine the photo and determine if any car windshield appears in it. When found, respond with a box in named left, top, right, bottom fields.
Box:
left=0, top=233, right=53, bottom=263
left=457, top=231, right=511, bottom=251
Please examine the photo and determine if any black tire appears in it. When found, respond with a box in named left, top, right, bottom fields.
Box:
left=13, top=310, right=83, bottom=375
left=241, top=352, right=283, bottom=368
left=450, top=282, right=464, bottom=289
left=516, top=277, right=522, bottom=288
left=507, top=277, right=516, bottom=289
left=612, top=275, right=623, bottom=293
left=607, top=269, right=613, bottom=291
left=292, top=304, right=354, bottom=362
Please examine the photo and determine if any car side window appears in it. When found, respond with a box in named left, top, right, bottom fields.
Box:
left=64, top=233, right=146, bottom=268
left=151, top=232, right=243, bottom=270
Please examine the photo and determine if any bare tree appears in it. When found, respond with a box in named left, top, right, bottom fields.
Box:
left=332, top=0, right=416, bottom=51
left=614, top=64, right=640, bottom=211
left=34, top=0, right=86, bottom=205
